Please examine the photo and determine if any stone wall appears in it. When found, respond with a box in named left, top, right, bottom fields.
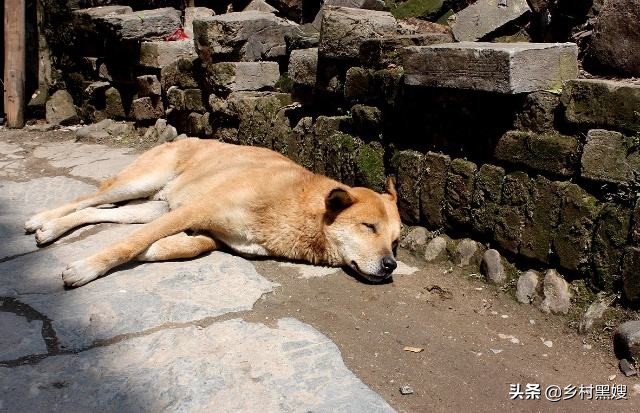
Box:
left=34, top=0, right=640, bottom=303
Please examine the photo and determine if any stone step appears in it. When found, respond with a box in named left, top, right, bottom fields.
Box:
left=403, top=42, right=578, bottom=94
left=561, top=79, right=640, bottom=133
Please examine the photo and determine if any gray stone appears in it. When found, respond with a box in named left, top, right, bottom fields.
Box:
left=449, top=0, right=531, bottom=42
left=539, top=269, right=571, bottom=314
left=481, top=249, right=506, bottom=285
left=99, top=8, right=182, bottom=41
left=394, top=150, right=423, bottom=224
left=453, top=238, right=479, bottom=267
left=130, top=97, right=164, bottom=122
left=403, top=42, right=578, bottom=94
left=344, top=67, right=373, bottom=102
left=495, top=130, right=579, bottom=177
left=562, top=79, right=640, bottom=133
left=104, top=87, right=125, bottom=119
left=0, top=312, right=47, bottom=361
left=514, top=91, right=560, bottom=132
left=32, top=140, right=136, bottom=181
left=622, top=247, right=640, bottom=302
left=424, top=236, right=448, bottom=262
left=351, top=104, right=382, bottom=138
left=167, top=86, right=185, bottom=110
left=420, top=152, right=451, bottom=229
left=445, top=158, right=477, bottom=229
left=516, top=270, right=540, bottom=304
left=400, top=226, right=430, bottom=252
left=588, top=0, right=640, bottom=77
left=620, top=359, right=638, bottom=377
left=136, top=74, right=161, bottom=97
left=244, top=0, right=278, bottom=13
left=359, top=34, right=453, bottom=69
left=184, top=89, right=206, bottom=113
left=76, top=119, right=135, bottom=142
left=578, top=296, right=613, bottom=333
left=46, top=90, right=79, bottom=126
left=160, top=58, right=199, bottom=90
left=139, top=40, right=197, bottom=69
left=83, top=81, right=111, bottom=102
left=318, top=6, right=398, bottom=61
left=614, top=320, right=640, bottom=360
left=204, top=62, right=280, bottom=93
left=72, top=5, right=133, bottom=32
left=186, top=112, right=213, bottom=137
left=0, top=177, right=95, bottom=260
left=289, top=48, right=318, bottom=88
left=193, top=11, right=300, bottom=63
left=184, top=6, right=215, bottom=39
left=581, top=129, right=640, bottom=185
left=313, top=0, right=387, bottom=29
left=0, top=319, right=393, bottom=412
left=142, top=118, right=178, bottom=143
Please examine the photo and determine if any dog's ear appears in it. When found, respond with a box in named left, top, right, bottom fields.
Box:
left=384, top=176, right=397, bottom=202
left=325, top=188, right=354, bottom=213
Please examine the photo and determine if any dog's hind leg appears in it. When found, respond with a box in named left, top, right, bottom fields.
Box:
left=136, top=232, right=218, bottom=262
left=62, top=205, right=197, bottom=287
left=34, top=201, right=170, bottom=245
left=25, top=143, right=180, bottom=233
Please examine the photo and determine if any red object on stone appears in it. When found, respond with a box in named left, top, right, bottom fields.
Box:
left=165, top=28, right=188, bottom=41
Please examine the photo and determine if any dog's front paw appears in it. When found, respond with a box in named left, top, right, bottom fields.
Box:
left=62, top=260, right=103, bottom=288
left=35, top=222, right=61, bottom=245
left=25, top=212, right=49, bottom=233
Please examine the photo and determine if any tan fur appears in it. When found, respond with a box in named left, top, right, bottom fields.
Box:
left=25, top=139, right=401, bottom=287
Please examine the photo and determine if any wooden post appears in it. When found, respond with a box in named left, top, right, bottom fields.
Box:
left=4, top=0, right=26, bottom=128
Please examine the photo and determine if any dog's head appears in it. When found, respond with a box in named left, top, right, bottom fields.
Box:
left=324, top=177, right=401, bottom=282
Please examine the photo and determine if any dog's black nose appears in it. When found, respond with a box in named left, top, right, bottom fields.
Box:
left=381, top=256, right=397, bottom=273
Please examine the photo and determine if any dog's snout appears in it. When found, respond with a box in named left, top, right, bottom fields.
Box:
left=381, top=256, right=397, bottom=273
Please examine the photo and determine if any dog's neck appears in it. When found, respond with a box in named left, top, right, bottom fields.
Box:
left=258, top=175, right=343, bottom=266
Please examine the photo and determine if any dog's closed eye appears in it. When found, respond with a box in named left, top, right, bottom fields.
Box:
left=362, top=223, right=377, bottom=233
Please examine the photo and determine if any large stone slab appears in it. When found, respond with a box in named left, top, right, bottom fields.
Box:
left=561, top=79, right=640, bottom=133
left=0, top=318, right=393, bottom=412
left=45, top=90, right=79, bottom=126
left=449, top=0, right=531, bottom=42
left=313, top=0, right=387, bottom=29
left=193, top=11, right=300, bottom=62
left=318, top=6, right=399, bottom=61
left=138, top=40, right=197, bottom=69
left=72, top=5, right=133, bottom=32
left=32, top=140, right=136, bottom=181
left=0, top=177, right=96, bottom=260
left=359, top=34, right=453, bottom=69
left=0, top=312, right=47, bottom=361
left=403, top=42, right=578, bottom=94
left=0, top=222, right=275, bottom=350
left=99, top=8, right=182, bottom=41
left=204, top=62, right=281, bottom=93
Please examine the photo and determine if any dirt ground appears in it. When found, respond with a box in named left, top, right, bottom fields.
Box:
left=2, top=126, right=639, bottom=412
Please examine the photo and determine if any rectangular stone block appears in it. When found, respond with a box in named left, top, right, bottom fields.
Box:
left=72, top=5, right=132, bottom=32
left=591, top=204, right=631, bottom=292
left=623, top=247, right=640, bottom=302
left=562, top=79, right=640, bottom=133
left=403, top=42, right=578, bottom=94
left=139, top=40, right=197, bottom=69
left=581, top=129, right=640, bottom=185
left=520, top=176, right=561, bottom=264
left=394, top=150, right=424, bottom=225
left=160, top=58, right=199, bottom=90
left=495, top=171, right=532, bottom=254
left=449, top=0, right=531, bottom=42
left=130, top=96, right=164, bottom=122
left=419, top=152, right=451, bottom=229
left=313, top=116, right=352, bottom=175
left=204, top=62, right=281, bottom=94
left=471, top=164, right=504, bottom=236
left=136, top=75, right=161, bottom=97
left=288, top=48, right=318, bottom=89
left=319, top=6, right=398, bottom=61
left=355, top=142, right=386, bottom=192
left=495, top=130, right=579, bottom=177
left=359, top=34, right=453, bottom=69
left=553, top=182, right=602, bottom=272
left=193, top=11, right=300, bottom=63
left=445, top=158, right=477, bottom=229
left=99, top=8, right=182, bottom=41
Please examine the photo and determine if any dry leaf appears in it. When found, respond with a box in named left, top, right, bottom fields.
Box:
left=403, top=346, right=424, bottom=353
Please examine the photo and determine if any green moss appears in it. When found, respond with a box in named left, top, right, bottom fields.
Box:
left=388, top=0, right=444, bottom=19
left=275, top=74, right=294, bottom=93
left=356, top=142, right=386, bottom=191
